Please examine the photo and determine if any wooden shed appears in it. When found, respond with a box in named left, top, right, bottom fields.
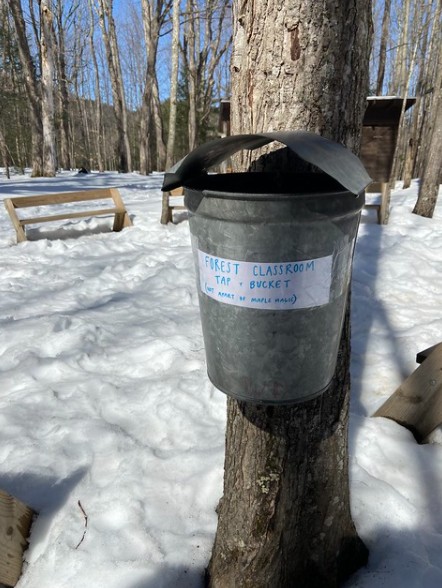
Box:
left=217, top=97, right=416, bottom=223
left=361, top=96, right=415, bottom=223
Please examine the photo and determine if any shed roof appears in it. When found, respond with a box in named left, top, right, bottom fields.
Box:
left=364, top=96, right=416, bottom=126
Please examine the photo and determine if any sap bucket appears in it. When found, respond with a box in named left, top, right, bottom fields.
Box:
left=162, top=131, right=371, bottom=404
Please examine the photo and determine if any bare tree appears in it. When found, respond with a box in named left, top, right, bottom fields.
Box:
left=7, top=0, right=43, bottom=176
left=182, top=0, right=232, bottom=151
left=206, top=1, right=372, bottom=587
left=70, top=8, right=90, bottom=168
left=403, top=0, right=435, bottom=188
left=165, top=0, right=180, bottom=169
left=376, top=0, right=392, bottom=94
left=94, top=0, right=132, bottom=172
left=139, top=0, right=169, bottom=173
left=39, top=0, right=57, bottom=176
left=53, top=0, right=75, bottom=170
left=413, top=18, right=442, bottom=217
left=88, top=0, right=104, bottom=171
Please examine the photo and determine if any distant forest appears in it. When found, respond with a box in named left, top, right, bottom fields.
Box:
left=0, top=0, right=441, bottom=191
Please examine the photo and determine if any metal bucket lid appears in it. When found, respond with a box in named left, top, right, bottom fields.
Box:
left=162, top=130, right=372, bottom=196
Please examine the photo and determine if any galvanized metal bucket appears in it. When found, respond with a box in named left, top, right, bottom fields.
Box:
left=162, top=131, right=371, bottom=404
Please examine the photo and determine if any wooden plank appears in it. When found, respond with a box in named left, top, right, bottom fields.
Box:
left=416, top=343, right=441, bottom=364
left=360, top=126, right=398, bottom=183
left=8, top=189, right=116, bottom=208
left=3, top=199, right=26, bottom=243
left=0, top=488, right=34, bottom=587
left=19, top=207, right=121, bottom=225
left=373, top=343, right=442, bottom=442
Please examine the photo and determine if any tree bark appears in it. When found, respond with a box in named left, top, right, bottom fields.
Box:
left=39, top=0, right=57, bottom=176
left=207, top=1, right=372, bottom=587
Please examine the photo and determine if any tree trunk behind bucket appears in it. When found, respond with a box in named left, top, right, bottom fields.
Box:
left=206, top=1, right=372, bottom=586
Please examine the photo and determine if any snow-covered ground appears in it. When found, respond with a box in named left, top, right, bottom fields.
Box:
left=0, top=169, right=442, bottom=588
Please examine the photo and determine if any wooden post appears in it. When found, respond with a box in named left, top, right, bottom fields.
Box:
left=109, top=188, right=132, bottom=231
left=161, top=192, right=172, bottom=224
left=3, top=199, right=27, bottom=243
left=380, top=181, right=391, bottom=224
left=0, top=488, right=34, bottom=587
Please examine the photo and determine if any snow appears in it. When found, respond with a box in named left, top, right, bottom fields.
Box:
left=1, top=169, right=442, bottom=587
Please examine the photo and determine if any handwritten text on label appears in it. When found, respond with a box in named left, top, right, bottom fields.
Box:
left=197, top=250, right=333, bottom=310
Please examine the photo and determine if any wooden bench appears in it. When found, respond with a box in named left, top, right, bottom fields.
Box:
left=161, top=186, right=186, bottom=224
left=373, top=342, right=442, bottom=442
left=4, top=188, right=132, bottom=243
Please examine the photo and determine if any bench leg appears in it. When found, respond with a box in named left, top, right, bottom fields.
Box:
left=109, top=189, right=132, bottom=231
left=113, top=212, right=125, bottom=231
left=380, top=182, right=391, bottom=225
left=3, top=199, right=27, bottom=242
left=161, top=193, right=172, bottom=224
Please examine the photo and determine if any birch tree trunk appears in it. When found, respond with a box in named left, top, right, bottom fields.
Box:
left=165, top=0, right=180, bottom=169
left=88, top=0, right=104, bottom=172
left=206, top=1, right=372, bottom=587
left=39, top=0, right=57, bottom=176
left=7, top=0, right=43, bottom=176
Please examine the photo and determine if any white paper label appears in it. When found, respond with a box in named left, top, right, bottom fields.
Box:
left=197, top=250, right=333, bottom=310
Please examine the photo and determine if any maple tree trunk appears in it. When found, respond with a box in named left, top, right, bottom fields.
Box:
left=206, top=1, right=372, bottom=587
